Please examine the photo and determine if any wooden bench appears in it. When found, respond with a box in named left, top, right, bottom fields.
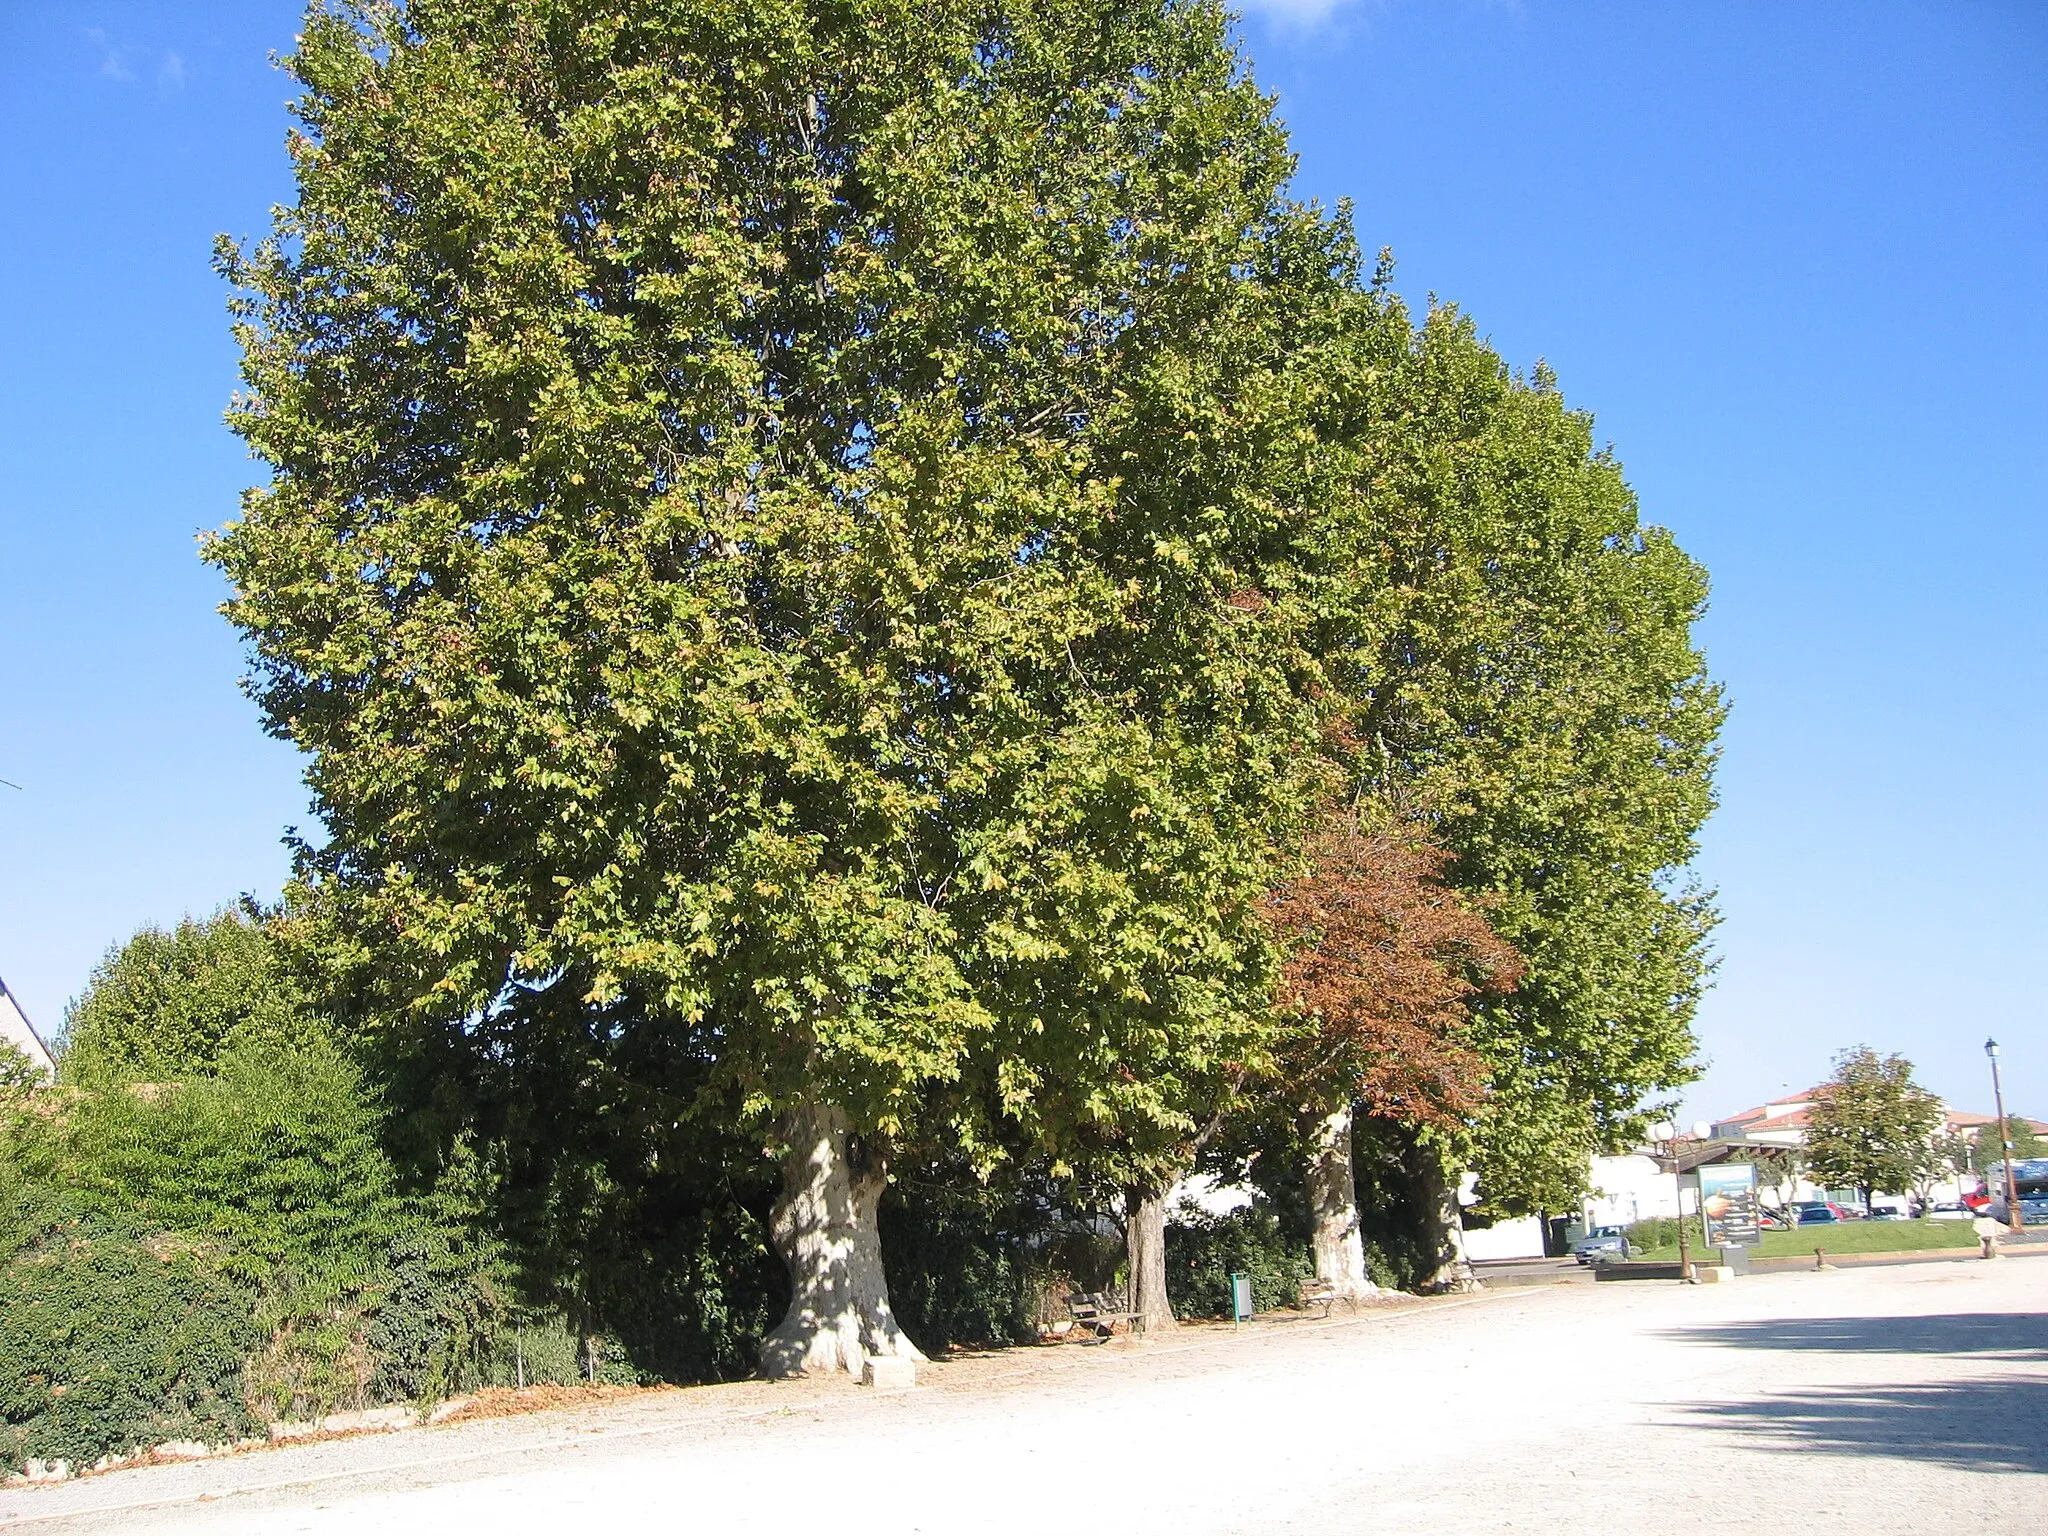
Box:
left=1297, top=1279, right=1338, bottom=1319
left=1064, top=1292, right=1142, bottom=1339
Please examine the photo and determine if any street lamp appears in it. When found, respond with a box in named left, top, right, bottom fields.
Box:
left=1649, top=1120, right=1695, bottom=1282
left=1986, top=1039, right=2025, bottom=1233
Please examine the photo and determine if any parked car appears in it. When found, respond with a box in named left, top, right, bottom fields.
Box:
left=1759, top=1211, right=1787, bottom=1230
left=1868, top=1206, right=1910, bottom=1220
left=1571, top=1226, right=1635, bottom=1264
left=1793, top=1201, right=1851, bottom=1224
left=1927, top=1201, right=1973, bottom=1221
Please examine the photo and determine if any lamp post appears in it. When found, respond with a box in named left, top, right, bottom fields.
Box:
left=1986, top=1039, right=2024, bottom=1233
left=1650, top=1121, right=1694, bottom=1282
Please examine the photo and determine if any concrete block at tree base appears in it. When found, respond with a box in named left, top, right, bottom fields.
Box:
left=860, top=1356, right=917, bottom=1392
left=1692, top=1264, right=1733, bottom=1284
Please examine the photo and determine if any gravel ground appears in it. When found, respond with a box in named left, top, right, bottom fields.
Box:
left=4, top=1252, right=2042, bottom=1535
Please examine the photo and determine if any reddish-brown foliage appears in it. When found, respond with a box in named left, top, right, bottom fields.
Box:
left=1266, top=813, right=1521, bottom=1126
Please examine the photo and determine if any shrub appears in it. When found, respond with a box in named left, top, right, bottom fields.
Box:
left=59, top=1035, right=402, bottom=1307
left=365, top=1224, right=505, bottom=1404
left=583, top=1202, right=784, bottom=1383
left=1165, top=1205, right=1313, bottom=1318
left=1623, top=1217, right=1680, bottom=1254
left=0, top=1184, right=260, bottom=1475
left=483, top=1314, right=628, bottom=1388
left=60, top=908, right=318, bottom=1086
left=880, top=1185, right=1036, bottom=1353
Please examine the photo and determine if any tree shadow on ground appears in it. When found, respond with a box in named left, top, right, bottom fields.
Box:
left=1654, top=1313, right=2048, bottom=1360
left=1677, top=1378, right=2048, bottom=1474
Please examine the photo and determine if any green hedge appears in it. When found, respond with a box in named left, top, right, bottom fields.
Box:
left=0, top=1186, right=260, bottom=1475
left=1165, top=1206, right=1313, bottom=1318
left=880, top=1184, right=1038, bottom=1352
left=59, top=1036, right=401, bottom=1305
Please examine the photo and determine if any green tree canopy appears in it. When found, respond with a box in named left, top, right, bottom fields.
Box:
left=1804, top=1047, right=1944, bottom=1207
left=1301, top=286, right=1722, bottom=1213
left=1967, top=1115, right=2046, bottom=1169
left=209, top=0, right=1346, bottom=1368
left=1999, top=1116, right=2046, bottom=1160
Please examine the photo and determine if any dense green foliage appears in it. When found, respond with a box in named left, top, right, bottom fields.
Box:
left=1299, top=289, right=1722, bottom=1214
left=205, top=0, right=1354, bottom=1244
left=1985, top=1116, right=2045, bottom=1163
left=1163, top=1206, right=1313, bottom=1317
left=7, top=0, right=1725, bottom=1456
left=0, top=1184, right=260, bottom=1476
left=1, top=919, right=613, bottom=1466
left=62, top=1035, right=399, bottom=1299
left=879, top=1182, right=1038, bottom=1352
left=60, top=908, right=318, bottom=1087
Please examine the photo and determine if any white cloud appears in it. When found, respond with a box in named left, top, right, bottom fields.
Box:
left=82, top=27, right=190, bottom=93
left=85, top=26, right=135, bottom=82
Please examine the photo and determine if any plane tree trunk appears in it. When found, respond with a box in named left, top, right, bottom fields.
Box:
left=1124, top=1186, right=1178, bottom=1335
left=758, top=1101, right=926, bottom=1377
left=1416, top=1150, right=1480, bottom=1293
left=1305, top=1103, right=1383, bottom=1304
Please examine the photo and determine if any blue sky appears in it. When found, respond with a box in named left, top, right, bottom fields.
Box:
left=1, top=3, right=2043, bottom=1124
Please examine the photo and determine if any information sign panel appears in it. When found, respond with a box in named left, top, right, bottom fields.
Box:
left=1698, top=1163, right=1761, bottom=1249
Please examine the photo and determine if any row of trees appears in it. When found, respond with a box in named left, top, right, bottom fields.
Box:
left=185, top=0, right=1720, bottom=1374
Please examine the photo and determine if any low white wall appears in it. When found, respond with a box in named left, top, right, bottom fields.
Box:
left=1461, top=1215, right=1547, bottom=1261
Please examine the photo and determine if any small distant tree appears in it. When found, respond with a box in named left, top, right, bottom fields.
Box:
left=1915, top=1133, right=1970, bottom=1213
left=1744, top=1145, right=1804, bottom=1222
left=1999, top=1116, right=2046, bottom=1160
left=1803, top=1048, right=1943, bottom=1211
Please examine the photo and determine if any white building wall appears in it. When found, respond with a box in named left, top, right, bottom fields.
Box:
left=1582, top=1154, right=1686, bottom=1229
left=0, top=977, right=54, bottom=1078
left=1461, top=1215, right=1547, bottom=1261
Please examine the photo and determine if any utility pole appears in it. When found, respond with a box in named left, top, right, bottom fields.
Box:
left=1986, top=1038, right=2024, bottom=1234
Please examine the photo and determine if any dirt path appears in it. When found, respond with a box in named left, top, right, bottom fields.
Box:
left=5, top=1255, right=2043, bottom=1534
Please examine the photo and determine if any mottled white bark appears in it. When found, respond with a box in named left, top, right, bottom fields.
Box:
left=1125, top=1188, right=1178, bottom=1334
left=1418, top=1154, right=1480, bottom=1293
left=1305, top=1104, right=1382, bottom=1303
left=758, top=1102, right=926, bottom=1377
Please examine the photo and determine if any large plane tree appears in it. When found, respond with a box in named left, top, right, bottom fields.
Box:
left=211, top=0, right=1339, bottom=1372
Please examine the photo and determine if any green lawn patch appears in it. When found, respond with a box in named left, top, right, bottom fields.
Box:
left=1633, top=1221, right=1980, bottom=1262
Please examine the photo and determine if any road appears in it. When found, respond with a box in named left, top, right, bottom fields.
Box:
left=4, top=1254, right=2043, bottom=1534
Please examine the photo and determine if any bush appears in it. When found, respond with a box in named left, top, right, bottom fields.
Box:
left=0, top=1184, right=260, bottom=1475
left=365, top=1224, right=504, bottom=1403
left=880, top=1185, right=1037, bottom=1353
left=59, top=1036, right=402, bottom=1307
left=1165, top=1205, right=1313, bottom=1318
left=60, top=908, right=317, bottom=1086
left=1623, top=1217, right=1679, bottom=1255
left=587, top=1202, right=784, bottom=1384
